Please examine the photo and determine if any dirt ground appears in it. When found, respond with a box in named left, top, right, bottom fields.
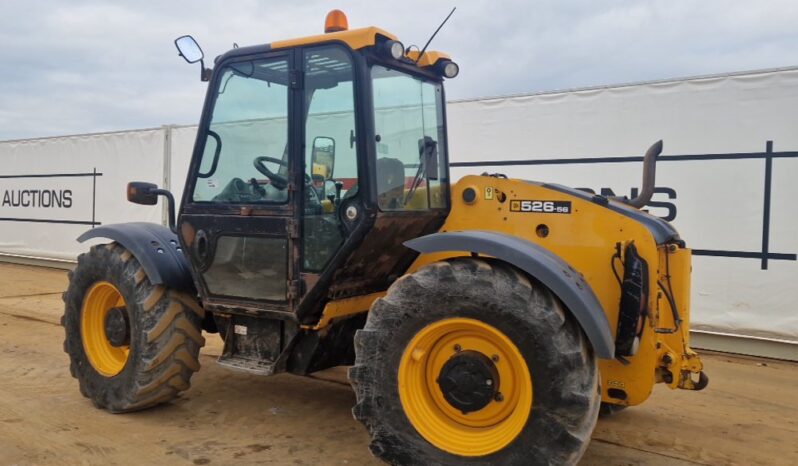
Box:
left=0, top=263, right=796, bottom=466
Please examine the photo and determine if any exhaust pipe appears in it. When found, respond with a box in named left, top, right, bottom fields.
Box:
left=613, top=140, right=663, bottom=209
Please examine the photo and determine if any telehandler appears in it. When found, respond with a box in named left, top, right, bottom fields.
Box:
left=62, top=10, right=707, bottom=465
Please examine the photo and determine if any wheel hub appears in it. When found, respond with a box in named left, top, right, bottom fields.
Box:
left=397, top=317, right=533, bottom=457
left=80, top=281, right=130, bottom=377
left=104, top=306, right=130, bottom=347
left=436, top=350, right=499, bottom=414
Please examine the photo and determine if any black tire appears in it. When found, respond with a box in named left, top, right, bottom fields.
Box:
left=62, top=242, right=205, bottom=413
left=349, top=258, right=600, bottom=466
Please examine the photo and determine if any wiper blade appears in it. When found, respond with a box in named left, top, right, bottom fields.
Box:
left=404, top=136, right=437, bottom=206
left=403, top=159, right=425, bottom=206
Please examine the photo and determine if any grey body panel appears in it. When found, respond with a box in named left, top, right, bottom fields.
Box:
left=78, top=222, right=194, bottom=290
left=540, top=182, right=680, bottom=245
left=404, top=230, right=615, bottom=359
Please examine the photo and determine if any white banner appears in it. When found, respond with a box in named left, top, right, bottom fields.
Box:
left=0, top=130, right=164, bottom=261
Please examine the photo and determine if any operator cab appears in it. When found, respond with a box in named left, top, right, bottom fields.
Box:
left=173, top=11, right=458, bottom=324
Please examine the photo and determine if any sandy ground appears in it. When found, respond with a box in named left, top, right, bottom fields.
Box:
left=0, top=263, right=796, bottom=466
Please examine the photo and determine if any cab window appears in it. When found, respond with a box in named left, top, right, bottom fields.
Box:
left=302, top=46, right=359, bottom=271
left=371, top=66, right=448, bottom=211
left=191, top=57, right=290, bottom=204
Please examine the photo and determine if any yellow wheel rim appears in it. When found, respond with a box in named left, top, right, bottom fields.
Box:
left=80, top=281, right=130, bottom=377
left=398, top=317, right=533, bottom=457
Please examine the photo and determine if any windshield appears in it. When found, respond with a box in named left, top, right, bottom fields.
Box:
left=371, top=66, right=448, bottom=211
left=191, top=58, right=290, bottom=204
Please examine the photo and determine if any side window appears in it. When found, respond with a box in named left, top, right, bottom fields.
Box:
left=371, top=66, right=448, bottom=211
left=302, top=47, right=358, bottom=272
left=192, top=57, right=290, bottom=204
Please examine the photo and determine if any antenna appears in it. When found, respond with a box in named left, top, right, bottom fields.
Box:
left=415, top=7, right=456, bottom=64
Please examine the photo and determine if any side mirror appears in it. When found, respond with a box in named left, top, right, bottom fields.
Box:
left=127, top=182, right=159, bottom=205
left=126, top=182, right=178, bottom=233
left=311, top=136, right=336, bottom=181
left=174, top=35, right=212, bottom=81
left=174, top=35, right=204, bottom=63
left=419, top=136, right=439, bottom=180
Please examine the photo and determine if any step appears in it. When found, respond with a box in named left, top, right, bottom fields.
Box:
left=216, top=353, right=277, bottom=376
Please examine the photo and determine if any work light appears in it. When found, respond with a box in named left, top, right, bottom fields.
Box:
left=384, top=40, right=405, bottom=60
left=442, top=61, right=459, bottom=78
left=432, top=59, right=459, bottom=78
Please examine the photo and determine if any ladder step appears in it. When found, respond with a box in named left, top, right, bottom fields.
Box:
left=217, top=354, right=276, bottom=376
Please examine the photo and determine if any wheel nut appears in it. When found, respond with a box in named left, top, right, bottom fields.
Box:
left=453, top=344, right=462, bottom=352
left=492, top=354, right=499, bottom=362
left=495, top=393, right=504, bottom=402
left=486, top=379, right=493, bottom=386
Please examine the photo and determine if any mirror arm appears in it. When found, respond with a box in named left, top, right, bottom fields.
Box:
left=200, top=60, right=212, bottom=82
left=151, top=188, right=177, bottom=233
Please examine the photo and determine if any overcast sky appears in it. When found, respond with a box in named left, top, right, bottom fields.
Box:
left=1, top=0, right=797, bottom=140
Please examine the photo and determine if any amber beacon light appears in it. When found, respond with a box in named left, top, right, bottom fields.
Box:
left=325, top=10, right=349, bottom=33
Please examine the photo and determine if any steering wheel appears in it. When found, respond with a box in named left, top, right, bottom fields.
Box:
left=253, top=156, right=288, bottom=190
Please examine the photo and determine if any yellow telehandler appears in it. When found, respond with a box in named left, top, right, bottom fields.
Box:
left=62, top=10, right=707, bottom=465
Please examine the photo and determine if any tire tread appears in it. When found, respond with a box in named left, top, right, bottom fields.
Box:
left=61, top=241, right=204, bottom=413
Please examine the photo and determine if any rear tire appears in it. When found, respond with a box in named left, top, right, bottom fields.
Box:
left=62, top=242, right=205, bottom=413
left=349, top=258, right=600, bottom=466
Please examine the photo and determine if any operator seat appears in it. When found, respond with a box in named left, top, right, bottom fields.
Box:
left=376, top=157, right=405, bottom=210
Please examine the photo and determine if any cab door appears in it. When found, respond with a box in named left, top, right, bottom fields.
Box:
left=296, top=45, right=367, bottom=307
left=178, top=50, right=302, bottom=315
left=299, top=46, right=361, bottom=273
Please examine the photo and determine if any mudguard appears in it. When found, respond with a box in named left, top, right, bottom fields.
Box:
left=78, top=222, right=194, bottom=290
left=405, top=230, right=615, bottom=359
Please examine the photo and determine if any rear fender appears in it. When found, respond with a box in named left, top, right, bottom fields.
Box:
left=78, top=222, right=194, bottom=290
left=404, top=230, right=614, bottom=359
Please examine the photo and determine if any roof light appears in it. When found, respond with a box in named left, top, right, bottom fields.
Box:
left=443, top=61, right=459, bottom=78
left=382, top=40, right=405, bottom=60
left=325, top=10, right=349, bottom=33
left=433, top=59, right=459, bottom=78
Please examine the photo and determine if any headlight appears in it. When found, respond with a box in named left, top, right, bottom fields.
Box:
left=383, top=40, right=405, bottom=60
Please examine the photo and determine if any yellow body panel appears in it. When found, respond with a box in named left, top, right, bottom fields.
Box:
left=271, top=27, right=397, bottom=51
left=306, top=291, right=385, bottom=330
left=404, top=50, right=451, bottom=67
left=404, top=176, right=700, bottom=406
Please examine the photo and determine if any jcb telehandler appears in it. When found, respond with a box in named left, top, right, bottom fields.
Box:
left=62, top=10, right=707, bottom=465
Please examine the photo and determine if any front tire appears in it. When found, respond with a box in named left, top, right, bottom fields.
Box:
left=62, top=242, right=205, bottom=413
left=349, top=258, right=600, bottom=466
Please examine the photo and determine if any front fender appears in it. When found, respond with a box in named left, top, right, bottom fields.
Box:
left=78, top=222, right=194, bottom=290
left=405, top=230, right=614, bottom=359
